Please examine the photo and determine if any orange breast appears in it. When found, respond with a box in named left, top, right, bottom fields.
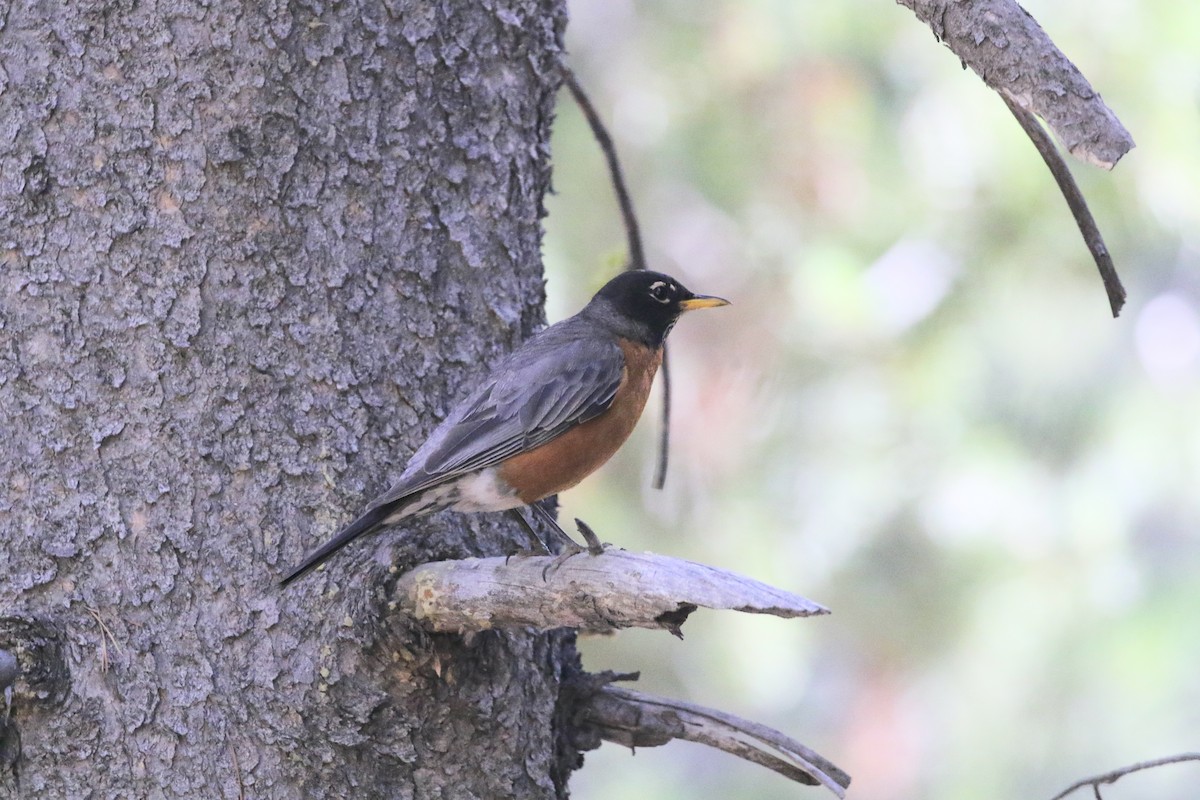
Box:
left=498, top=339, right=662, bottom=503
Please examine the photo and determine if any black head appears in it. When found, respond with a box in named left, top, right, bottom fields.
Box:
left=583, top=270, right=729, bottom=347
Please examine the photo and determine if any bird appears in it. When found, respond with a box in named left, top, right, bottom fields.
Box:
left=280, top=270, right=729, bottom=586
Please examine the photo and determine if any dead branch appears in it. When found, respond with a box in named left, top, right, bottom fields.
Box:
left=1049, top=752, right=1200, bottom=800
left=577, top=684, right=851, bottom=798
left=563, top=69, right=648, bottom=272
left=999, top=91, right=1126, bottom=316
left=896, top=0, right=1132, bottom=316
left=896, top=0, right=1134, bottom=168
left=392, top=548, right=827, bottom=636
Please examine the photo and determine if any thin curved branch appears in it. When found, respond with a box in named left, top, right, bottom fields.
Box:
left=577, top=684, right=851, bottom=797
left=392, top=548, right=827, bottom=636
left=563, top=69, right=647, bottom=272
left=1049, top=753, right=1200, bottom=800
left=999, top=90, right=1126, bottom=316
left=896, top=0, right=1131, bottom=316
left=563, top=69, right=673, bottom=488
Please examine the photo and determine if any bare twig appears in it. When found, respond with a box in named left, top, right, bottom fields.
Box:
left=563, top=69, right=673, bottom=488
left=563, top=69, right=647, bottom=272
left=1049, top=753, right=1200, bottom=800
left=393, top=548, right=828, bottom=636
left=999, top=91, right=1126, bottom=317
left=896, top=0, right=1134, bottom=168
left=578, top=684, right=851, bottom=797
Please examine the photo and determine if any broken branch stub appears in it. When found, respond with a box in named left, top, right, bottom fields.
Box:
left=578, top=684, right=851, bottom=798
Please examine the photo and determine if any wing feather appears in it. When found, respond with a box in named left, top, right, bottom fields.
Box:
left=365, top=323, right=626, bottom=509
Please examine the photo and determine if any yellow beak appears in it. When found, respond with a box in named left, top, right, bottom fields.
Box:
left=678, top=294, right=731, bottom=312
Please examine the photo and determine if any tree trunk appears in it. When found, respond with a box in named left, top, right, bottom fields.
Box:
left=0, top=0, right=577, bottom=796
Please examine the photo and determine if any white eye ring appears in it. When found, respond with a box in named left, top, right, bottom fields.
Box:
left=648, top=281, right=672, bottom=303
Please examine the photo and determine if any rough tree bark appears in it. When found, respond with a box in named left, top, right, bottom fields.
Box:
left=0, top=0, right=577, bottom=797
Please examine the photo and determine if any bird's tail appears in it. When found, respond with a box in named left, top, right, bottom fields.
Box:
left=279, top=503, right=396, bottom=587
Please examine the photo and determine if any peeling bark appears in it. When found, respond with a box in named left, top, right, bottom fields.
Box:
left=0, top=1, right=575, bottom=796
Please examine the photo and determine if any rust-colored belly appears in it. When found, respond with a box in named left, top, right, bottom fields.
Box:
left=498, top=340, right=662, bottom=503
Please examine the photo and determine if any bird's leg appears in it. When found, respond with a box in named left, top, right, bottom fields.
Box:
left=528, top=503, right=611, bottom=580
left=507, top=503, right=607, bottom=578
left=506, top=508, right=552, bottom=558
left=526, top=502, right=582, bottom=580
left=530, top=501, right=588, bottom=554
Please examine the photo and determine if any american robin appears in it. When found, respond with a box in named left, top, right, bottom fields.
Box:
left=280, top=270, right=729, bottom=586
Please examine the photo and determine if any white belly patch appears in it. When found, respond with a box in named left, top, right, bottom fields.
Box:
left=447, top=467, right=523, bottom=513
left=379, top=467, right=524, bottom=525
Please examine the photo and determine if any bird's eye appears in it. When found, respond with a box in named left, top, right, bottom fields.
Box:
left=648, top=281, right=672, bottom=303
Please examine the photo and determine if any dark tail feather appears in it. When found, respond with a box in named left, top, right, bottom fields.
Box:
left=280, top=503, right=396, bottom=587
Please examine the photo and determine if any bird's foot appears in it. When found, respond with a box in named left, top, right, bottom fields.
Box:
left=505, top=547, right=544, bottom=565
left=573, top=518, right=609, bottom=557
left=541, top=538, right=587, bottom=581
left=540, top=518, right=612, bottom=580
left=507, top=508, right=553, bottom=556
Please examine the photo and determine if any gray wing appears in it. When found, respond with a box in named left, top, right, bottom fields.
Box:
left=369, top=325, right=626, bottom=508
left=279, top=321, right=625, bottom=586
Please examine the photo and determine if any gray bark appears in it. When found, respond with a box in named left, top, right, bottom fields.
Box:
left=0, top=0, right=576, bottom=797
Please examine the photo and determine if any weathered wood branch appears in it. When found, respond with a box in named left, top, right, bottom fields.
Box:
left=896, top=0, right=1132, bottom=315
left=896, top=0, right=1134, bottom=168
left=577, top=684, right=851, bottom=798
left=393, top=549, right=827, bottom=636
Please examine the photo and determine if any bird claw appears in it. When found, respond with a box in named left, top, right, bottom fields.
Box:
left=513, top=505, right=610, bottom=579
left=541, top=540, right=587, bottom=581
left=573, top=518, right=608, bottom=556
left=540, top=519, right=613, bottom=580
left=505, top=548, right=544, bottom=565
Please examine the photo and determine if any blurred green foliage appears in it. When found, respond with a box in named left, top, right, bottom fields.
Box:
left=545, top=1, right=1200, bottom=798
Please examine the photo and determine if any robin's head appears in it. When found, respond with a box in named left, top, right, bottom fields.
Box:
left=585, top=270, right=730, bottom=347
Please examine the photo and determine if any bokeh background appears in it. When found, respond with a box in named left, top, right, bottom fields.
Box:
left=543, top=1, right=1200, bottom=798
